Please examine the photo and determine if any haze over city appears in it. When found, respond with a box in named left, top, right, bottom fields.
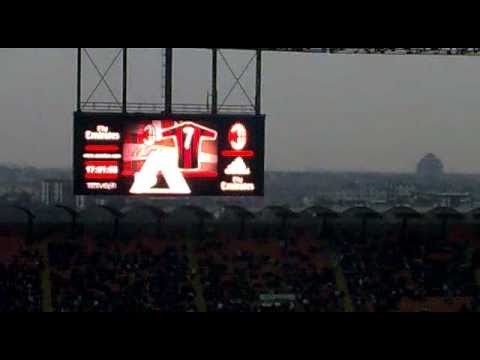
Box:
left=2, top=48, right=480, bottom=173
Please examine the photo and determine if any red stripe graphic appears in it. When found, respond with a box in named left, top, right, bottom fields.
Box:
left=84, top=160, right=118, bottom=167
left=85, top=173, right=119, bottom=180
left=85, top=145, right=120, bottom=152
left=221, top=150, right=255, bottom=158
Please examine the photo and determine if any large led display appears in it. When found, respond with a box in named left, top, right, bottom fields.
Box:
left=74, top=112, right=265, bottom=196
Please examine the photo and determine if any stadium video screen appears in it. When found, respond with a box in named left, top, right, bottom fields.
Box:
left=74, top=112, right=265, bottom=196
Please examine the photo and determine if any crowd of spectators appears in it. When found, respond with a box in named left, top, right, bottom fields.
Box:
left=334, top=225, right=479, bottom=312
left=1, top=217, right=480, bottom=312
left=0, top=248, right=43, bottom=312
left=195, top=227, right=344, bottom=312
left=49, top=238, right=197, bottom=312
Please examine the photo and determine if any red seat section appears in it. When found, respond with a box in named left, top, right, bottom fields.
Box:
left=0, top=235, right=25, bottom=265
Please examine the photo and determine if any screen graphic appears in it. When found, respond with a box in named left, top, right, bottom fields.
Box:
left=74, top=113, right=265, bottom=196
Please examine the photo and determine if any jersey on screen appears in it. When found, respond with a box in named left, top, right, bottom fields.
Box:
left=162, top=122, right=217, bottom=170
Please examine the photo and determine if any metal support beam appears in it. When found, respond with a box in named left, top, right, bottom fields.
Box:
left=211, top=49, right=218, bottom=114
left=255, top=50, right=262, bottom=115
left=122, top=48, right=128, bottom=113
left=77, top=48, right=82, bottom=112
left=165, top=48, right=173, bottom=114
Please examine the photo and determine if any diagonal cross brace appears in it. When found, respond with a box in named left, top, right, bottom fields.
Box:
left=83, top=48, right=123, bottom=106
left=219, top=50, right=256, bottom=110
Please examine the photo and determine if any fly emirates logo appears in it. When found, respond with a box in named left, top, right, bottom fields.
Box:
left=85, top=125, right=121, bottom=141
left=221, top=176, right=255, bottom=192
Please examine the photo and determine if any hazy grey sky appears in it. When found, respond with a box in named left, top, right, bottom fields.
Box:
left=2, top=48, right=480, bottom=173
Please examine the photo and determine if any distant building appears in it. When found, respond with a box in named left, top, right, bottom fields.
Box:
left=40, top=179, right=86, bottom=210
left=416, top=192, right=472, bottom=208
left=76, top=195, right=86, bottom=210
left=417, top=153, right=444, bottom=179
left=41, top=179, right=69, bottom=206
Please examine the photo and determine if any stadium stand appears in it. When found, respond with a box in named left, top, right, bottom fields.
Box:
left=0, top=204, right=479, bottom=312
left=0, top=248, right=43, bottom=312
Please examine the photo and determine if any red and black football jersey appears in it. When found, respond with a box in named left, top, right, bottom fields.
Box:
left=163, top=123, right=217, bottom=169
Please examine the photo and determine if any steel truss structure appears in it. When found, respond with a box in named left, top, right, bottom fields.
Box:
left=77, top=48, right=262, bottom=115
left=76, top=48, right=480, bottom=116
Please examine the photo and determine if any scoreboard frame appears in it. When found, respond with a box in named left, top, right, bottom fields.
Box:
left=73, top=111, right=265, bottom=197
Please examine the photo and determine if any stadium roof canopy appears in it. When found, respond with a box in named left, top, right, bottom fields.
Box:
left=203, top=48, right=480, bottom=56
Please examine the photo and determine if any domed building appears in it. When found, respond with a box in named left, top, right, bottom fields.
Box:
left=417, top=153, right=444, bottom=179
